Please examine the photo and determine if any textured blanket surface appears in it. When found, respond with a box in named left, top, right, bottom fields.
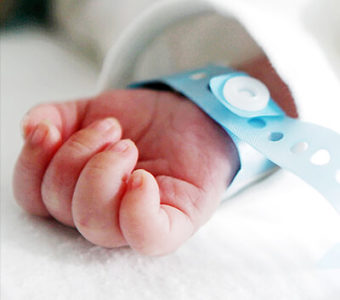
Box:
left=1, top=10, right=340, bottom=299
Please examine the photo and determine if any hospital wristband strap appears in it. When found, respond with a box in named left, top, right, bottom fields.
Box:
left=130, top=65, right=340, bottom=213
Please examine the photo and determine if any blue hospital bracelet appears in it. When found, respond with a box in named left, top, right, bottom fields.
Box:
left=130, top=65, right=340, bottom=213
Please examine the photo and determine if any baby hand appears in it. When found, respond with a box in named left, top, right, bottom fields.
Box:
left=13, top=89, right=240, bottom=255
left=13, top=56, right=296, bottom=255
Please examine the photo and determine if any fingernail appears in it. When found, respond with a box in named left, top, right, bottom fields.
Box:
left=129, top=172, right=143, bottom=189
left=30, top=123, right=49, bottom=146
left=20, top=114, right=30, bottom=139
left=107, top=140, right=130, bottom=153
left=44, top=120, right=61, bottom=143
left=90, top=118, right=117, bottom=132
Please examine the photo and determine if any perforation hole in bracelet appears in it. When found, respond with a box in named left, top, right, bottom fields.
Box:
left=269, top=132, right=284, bottom=142
left=291, top=141, right=309, bottom=154
left=190, top=72, right=207, bottom=80
left=248, top=118, right=266, bottom=129
left=310, top=149, right=331, bottom=166
left=335, top=170, right=340, bottom=184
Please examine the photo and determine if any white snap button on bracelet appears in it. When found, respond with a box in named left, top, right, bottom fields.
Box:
left=223, top=76, right=270, bottom=112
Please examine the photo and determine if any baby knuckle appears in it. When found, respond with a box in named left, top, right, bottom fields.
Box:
left=67, top=135, right=94, bottom=154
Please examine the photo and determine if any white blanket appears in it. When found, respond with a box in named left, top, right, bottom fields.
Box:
left=2, top=0, right=340, bottom=298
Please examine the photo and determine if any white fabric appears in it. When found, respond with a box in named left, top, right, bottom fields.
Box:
left=54, top=0, right=340, bottom=132
left=2, top=0, right=340, bottom=298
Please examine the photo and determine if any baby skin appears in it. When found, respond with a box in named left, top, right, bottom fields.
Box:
left=13, top=56, right=297, bottom=255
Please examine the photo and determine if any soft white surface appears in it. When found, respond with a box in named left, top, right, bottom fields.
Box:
left=1, top=28, right=340, bottom=300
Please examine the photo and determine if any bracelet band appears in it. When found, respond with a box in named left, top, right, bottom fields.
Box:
left=130, top=65, right=340, bottom=213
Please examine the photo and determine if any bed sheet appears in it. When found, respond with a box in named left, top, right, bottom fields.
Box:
left=1, top=28, right=340, bottom=300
